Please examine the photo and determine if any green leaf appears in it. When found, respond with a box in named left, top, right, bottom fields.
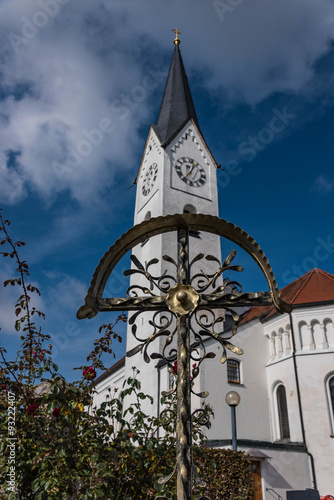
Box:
left=32, top=479, right=40, bottom=493
left=43, top=481, right=50, bottom=491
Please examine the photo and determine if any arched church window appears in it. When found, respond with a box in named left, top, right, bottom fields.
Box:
left=183, top=204, right=196, bottom=214
left=330, top=376, right=334, bottom=410
left=327, top=375, right=334, bottom=433
left=276, top=384, right=290, bottom=441
left=183, top=205, right=201, bottom=239
left=227, top=359, right=240, bottom=384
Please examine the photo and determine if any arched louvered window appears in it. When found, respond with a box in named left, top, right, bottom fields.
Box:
left=277, top=384, right=290, bottom=441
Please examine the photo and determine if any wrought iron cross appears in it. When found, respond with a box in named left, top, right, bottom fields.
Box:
left=77, top=213, right=291, bottom=500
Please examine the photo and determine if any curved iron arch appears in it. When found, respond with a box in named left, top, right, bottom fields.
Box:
left=77, top=213, right=291, bottom=319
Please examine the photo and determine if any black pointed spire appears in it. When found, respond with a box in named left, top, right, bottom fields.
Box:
left=155, top=44, right=200, bottom=145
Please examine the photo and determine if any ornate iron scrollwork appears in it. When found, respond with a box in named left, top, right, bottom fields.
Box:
left=77, top=213, right=292, bottom=500
left=125, top=249, right=244, bottom=372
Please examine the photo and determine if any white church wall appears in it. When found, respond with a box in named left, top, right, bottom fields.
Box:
left=125, top=126, right=165, bottom=413
left=297, top=358, right=334, bottom=494
left=163, top=122, right=221, bottom=277
left=234, top=320, right=273, bottom=441
left=135, top=128, right=163, bottom=221
left=266, top=356, right=302, bottom=443
left=264, top=314, right=303, bottom=443
left=202, top=319, right=273, bottom=442
left=92, top=364, right=126, bottom=436
left=264, top=306, right=334, bottom=494
left=290, top=330, right=334, bottom=495
left=93, top=366, right=125, bottom=409
left=258, top=448, right=312, bottom=498
left=165, top=123, right=219, bottom=216
left=293, top=305, right=334, bottom=354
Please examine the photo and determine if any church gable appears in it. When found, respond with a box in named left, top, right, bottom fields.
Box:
left=168, top=120, right=216, bottom=169
left=135, top=126, right=164, bottom=218
left=165, top=120, right=218, bottom=204
left=136, top=126, right=163, bottom=183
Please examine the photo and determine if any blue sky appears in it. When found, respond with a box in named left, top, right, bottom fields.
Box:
left=1, top=0, right=334, bottom=382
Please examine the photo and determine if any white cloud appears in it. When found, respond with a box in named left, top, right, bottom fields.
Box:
left=43, top=270, right=87, bottom=312
left=312, top=174, right=333, bottom=195
left=120, top=0, right=334, bottom=102
left=0, top=0, right=333, bottom=208
left=0, top=1, right=159, bottom=207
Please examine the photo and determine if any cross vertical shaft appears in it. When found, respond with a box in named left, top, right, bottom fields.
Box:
left=176, top=227, right=192, bottom=499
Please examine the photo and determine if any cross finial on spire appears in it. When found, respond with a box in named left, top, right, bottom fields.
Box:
left=172, top=28, right=182, bottom=45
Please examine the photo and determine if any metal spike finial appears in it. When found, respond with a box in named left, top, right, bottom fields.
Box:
left=172, top=28, right=182, bottom=45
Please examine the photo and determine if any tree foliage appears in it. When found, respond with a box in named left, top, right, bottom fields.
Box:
left=0, top=211, right=253, bottom=499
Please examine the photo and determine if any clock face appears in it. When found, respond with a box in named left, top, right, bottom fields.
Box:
left=175, top=157, right=206, bottom=187
left=142, top=163, right=158, bottom=196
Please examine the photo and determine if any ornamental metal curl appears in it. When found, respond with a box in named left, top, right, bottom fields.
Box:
left=190, top=249, right=243, bottom=293
left=125, top=254, right=177, bottom=296
left=77, top=214, right=292, bottom=500
left=125, top=252, right=244, bottom=367
left=127, top=310, right=175, bottom=363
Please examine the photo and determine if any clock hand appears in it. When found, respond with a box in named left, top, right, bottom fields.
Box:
left=186, top=163, right=196, bottom=177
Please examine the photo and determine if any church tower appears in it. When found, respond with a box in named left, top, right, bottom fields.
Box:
left=134, top=37, right=219, bottom=225
left=124, top=35, right=223, bottom=407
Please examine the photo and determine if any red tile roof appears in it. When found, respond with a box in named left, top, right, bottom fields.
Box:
left=240, top=268, right=334, bottom=325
